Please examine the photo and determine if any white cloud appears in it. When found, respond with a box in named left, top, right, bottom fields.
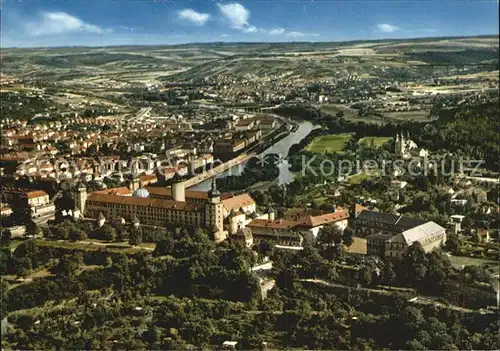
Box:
left=178, top=9, right=210, bottom=26
left=216, top=3, right=315, bottom=38
left=217, top=3, right=251, bottom=30
left=26, top=12, right=105, bottom=36
left=268, top=28, right=285, bottom=35
left=377, top=23, right=400, bottom=33
left=243, top=25, right=258, bottom=33
left=286, top=31, right=305, bottom=38
left=116, top=25, right=143, bottom=32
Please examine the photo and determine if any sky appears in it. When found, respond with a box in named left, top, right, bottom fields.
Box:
left=1, top=0, right=499, bottom=48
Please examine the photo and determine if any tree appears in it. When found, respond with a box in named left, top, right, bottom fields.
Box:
left=342, top=226, right=355, bottom=247
left=445, top=233, right=462, bottom=255
left=25, top=221, right=41, bottom=237
left=69, top=228, right=87, bottom=242
left=404, top=242, right=428, bottom=286
left=1, top=230, right=12, bottom=244
left=401, top=306, right=424, bottom=331
left=1, top=246, right=12, bottom=274
left=258, top=240, right=275, bottom=258
left=317, top=225, right=342, bottom=246
left=56, top=253, right=83, bottom=279
left=101, top=225, right=117, bottom=242
left=359, top=265, right=373, bottom=286
left=382, top=261, right=396, bottom=285
left=53, top=225, right=70, bottom=240
left=153, top=237, right=175, bottom=257
left=298, top=245, right=325, bottom=278
left=129, top=227, right=143, bottom=246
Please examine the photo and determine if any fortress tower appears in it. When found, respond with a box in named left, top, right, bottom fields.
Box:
left=205, top=178, right=226, bottom=242
left=171, top=173, right=185, bottom=202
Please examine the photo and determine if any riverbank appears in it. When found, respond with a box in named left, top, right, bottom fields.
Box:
left=183, top=153, right=255, bottom=188
left=189, top=120, right=318, bottom=191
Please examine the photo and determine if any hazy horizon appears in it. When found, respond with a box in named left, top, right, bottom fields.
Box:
left=2, top=0, right=498, bottom=48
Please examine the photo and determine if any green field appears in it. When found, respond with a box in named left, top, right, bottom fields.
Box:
left=358, top=136, right=391, bottom=148
left=347, top=171, right=378, bottom=185
left=305, top=134, right=351, bottom=153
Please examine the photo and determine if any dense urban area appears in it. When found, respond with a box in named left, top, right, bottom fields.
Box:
left=1, top=35, right=499, bottom=350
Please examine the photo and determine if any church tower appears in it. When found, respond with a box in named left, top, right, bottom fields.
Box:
left=73, top=182, right=87, bottom=217
left=205, top=178, right=226, bottom=242
left=395, top=132, right=405, bottom=157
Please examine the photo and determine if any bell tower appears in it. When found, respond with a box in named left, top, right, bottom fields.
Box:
left=205, top=178, right=226, bottom=242
left=395, top=133, right=404, bottom=157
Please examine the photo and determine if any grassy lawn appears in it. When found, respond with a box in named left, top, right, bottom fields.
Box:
left=347, top=171, right=378, bottom=185
left=35, top=239, right=147, bottom=254
left=305, top=134, right=351, bottom=153
left=448, top=255, right=497, bottom=271
left=358, top=136, right=391, bottom=148
left=8, top=239, right=25, bottom=251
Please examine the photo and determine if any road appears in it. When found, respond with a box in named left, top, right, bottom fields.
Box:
left=463, top=175, right=499, bottom=184
left=63, top=239, right=155, bottom=251
left=127, top=107, right=152, bottom=124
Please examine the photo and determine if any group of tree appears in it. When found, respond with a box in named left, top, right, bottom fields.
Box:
left=216, top=154, right=280, bottom=191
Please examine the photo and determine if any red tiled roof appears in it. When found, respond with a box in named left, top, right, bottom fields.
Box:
left=93, top=187, right=131, bottom=196
left=248, top=218, right=298, bottom=229
left=140, top=174, right=158, bottom=182
left=87, top=193, right=204, bottom=211
left=295, top=209, right=350, bottom=228
left=26, top=190, right=49, bottom=199
left=146, top=186, right=232, bottom=200
left=222, top=194, right=256, bottom=212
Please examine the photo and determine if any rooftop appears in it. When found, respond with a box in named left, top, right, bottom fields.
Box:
left=94, top=187, right=132, bottom=196
left=248, top=218, right=298, bottom=229
left=87, top=193, right=204, bottom=211
left=357, top=209, right=427, bottom=229
left=145, top=186, right=233, bottom=201
left=222, top=193, right=256, bottom=212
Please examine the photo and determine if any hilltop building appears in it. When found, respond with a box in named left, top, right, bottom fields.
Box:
left=352, top=205, right=446, bottom=260
left=80, top=177, right=258, bottom=243
left=2, top=188, right=56, bottom=224
left=227, top=206, right=350, bottom=247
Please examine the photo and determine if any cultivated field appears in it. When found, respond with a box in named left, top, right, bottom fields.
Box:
left=358, top=136, right=391, bottom=148
left=1, top=36, right=498, bottom=85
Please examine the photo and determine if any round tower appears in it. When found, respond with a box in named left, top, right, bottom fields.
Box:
left=171, top=173, right=185, bottom=202
left=229, top=209, right=238, bottom=234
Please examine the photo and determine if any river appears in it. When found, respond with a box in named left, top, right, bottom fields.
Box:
left=189, top=120, right=318, bottom=191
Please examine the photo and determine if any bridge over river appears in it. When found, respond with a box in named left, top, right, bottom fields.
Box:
left=189, top=120, right=318, bottom=191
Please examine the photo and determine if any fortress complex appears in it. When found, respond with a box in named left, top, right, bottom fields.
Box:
left=77, top=175, right=256, bottom=242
